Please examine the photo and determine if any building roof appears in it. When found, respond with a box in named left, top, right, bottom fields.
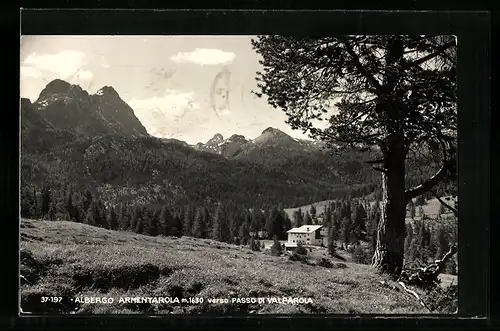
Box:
left=287, top=225, right=323, bottom=234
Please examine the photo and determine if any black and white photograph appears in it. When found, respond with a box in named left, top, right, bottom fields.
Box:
left=20, top=35, right=458, bottom=315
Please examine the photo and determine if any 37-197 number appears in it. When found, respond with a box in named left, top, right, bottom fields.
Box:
left=41, top=296, right=63, bottom=303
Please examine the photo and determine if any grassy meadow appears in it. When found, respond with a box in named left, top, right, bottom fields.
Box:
left=19, top=218, right=437, bottom=315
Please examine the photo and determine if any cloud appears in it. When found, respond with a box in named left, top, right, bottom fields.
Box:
left=21, top=50, right=94, bottom=84
left=129, top=89, right=199, bottom=115
left=129, top=89, right=207, bottom=138
left=170, top=48, right=236, bottom=65
left=20, top=66, right=42, bottom=78
left=75, top=69, right=94, bottom=81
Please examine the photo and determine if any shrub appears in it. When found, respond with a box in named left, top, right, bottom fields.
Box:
left=333, top=262, right=348, bottom=269
left=351, top=245, right=371, bottom=265
left=317, top=258, right=334, bottom=268
left=270, top=236, right=283, bottom=256
left=295, top=242, right=308, bottom=256
left=289, top=252, right=309, bottom=264
left=249, top=238, right=261, bottom=252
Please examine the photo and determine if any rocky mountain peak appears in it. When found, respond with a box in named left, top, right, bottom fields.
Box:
left=95, top=86, right=120, bottom=98
left=228, top=134, right=248, bottom=143
left=261, top=127, right=285, bottom=135
left=212, top=133, right=224, bottom=142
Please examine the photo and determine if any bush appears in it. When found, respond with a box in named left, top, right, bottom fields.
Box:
left=295, top=242, right=308, bottom=256
left=249, top=238, right=261, bottom=252
left=270, top=236, right=283, bottom=256
left=351, top=245, right=371, bottom=265
left=333, top=262, right=348, bottom=269
left=317, top=258, right=334, bottom=268
left=289, top=252, right=309, bottom=264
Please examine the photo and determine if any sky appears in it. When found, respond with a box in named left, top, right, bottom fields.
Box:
left=20, top=35, right=314, bottom=144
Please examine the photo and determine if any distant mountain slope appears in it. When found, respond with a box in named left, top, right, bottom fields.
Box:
left=20, top=80, right=379, bottom=209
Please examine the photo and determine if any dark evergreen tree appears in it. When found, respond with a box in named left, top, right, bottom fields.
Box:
left=129, top=206, right=142, bottom=232
left=183, top=204, right=195, bottom=237
left=351, top=203, right=367, bottom=240
left=85, top=202, right=98, bottom=226
left=135, top=207, right=146, bottom=234
left=82, top=189, right=93, bottom=214
left=239, top=221, right=250, bottom=246
left=303, top=210, right=312, bottom=226
left=340, top=217, right=351, bottom=246
left=270, top=235, right=283, bottom=256
left=283, top=213, right=292, bottom=235
left=212, top=203, right=230, bottom=242
left=95, top=199, right=108, bottom=228
left=293, top=208, right=304, bottom=227
left=310, top=205, right=317, bottom=221
left=107, top=206, right=119, bottom=230
left=41, top=185, right=52, bottom=217
left=65, top=187, right=75, bottom=221
left=147, top=208, right=159, bottom=236
left=20, top=186, right=35, bottom=218
left=118, top=203, right=129, bottom=231
left=159, top=205, right=174, bottom=236
left=174, top=210, right=184, bottom=237
left=192, top=207, right=207, bottom=238
left=327, top=225, right=337, bottom=256
left=266, top=206, right=286, bottom=240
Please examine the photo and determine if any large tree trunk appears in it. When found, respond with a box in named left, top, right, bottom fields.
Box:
left=372, top=135, right=407, bottom=278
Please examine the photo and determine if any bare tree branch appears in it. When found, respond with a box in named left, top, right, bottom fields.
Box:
left=431, top=190, right=458, bottom=217
left=404, top=158, right=455, bottom=203
left=406, top=41, right=456, bottom=68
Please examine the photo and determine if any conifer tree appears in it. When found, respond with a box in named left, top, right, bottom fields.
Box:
left=324, top=205, right=332, bottom=227
left=174, top=210, right=184, bottom=237
left=327, top=225, right=337, bottom=256
left=270, top=235, right=283, bottom=256
left=212, top=203, right=229, bottom=242
left=118, top=203, right=129, bottom=231
left=85, top=202, right=98, bottom=226
left=107, top=206, right=119, bottom=230
left=283, top=212, right=292, bottom=234
left=340, top=217, right=351, bottom=246
left=147, top=208, right=159, bottom=236
left=351, top=203, right=367, bottom=240
left=159, top=205, right=173, bottom=236
left=65, top=187, right=76, bottom=222
left=293, top=208, right=304, bottom=227
left=135, top=207, right=146, bottom=234
left=192, top=207, right=207, bottom=238
left=239, top=221, right=250, bottom=245
left=82, top=189, right=93, bottom=214
left=310, top=205, right=317, bottom=221
left=183, top=204, right=195, bottom=237
left=129, top=206, right=142, bottom=232
left=303, top=210, right=312, bottom=225
left=41, top=185, right=52, bottom=217
left=20, top=186, right=35, bottom=218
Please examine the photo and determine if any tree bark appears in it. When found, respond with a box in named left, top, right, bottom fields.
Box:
left=372, top=135, right=407, bottom=278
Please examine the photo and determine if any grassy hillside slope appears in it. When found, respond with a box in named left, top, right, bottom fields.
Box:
left=20, top=219, right=429, bottom=315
